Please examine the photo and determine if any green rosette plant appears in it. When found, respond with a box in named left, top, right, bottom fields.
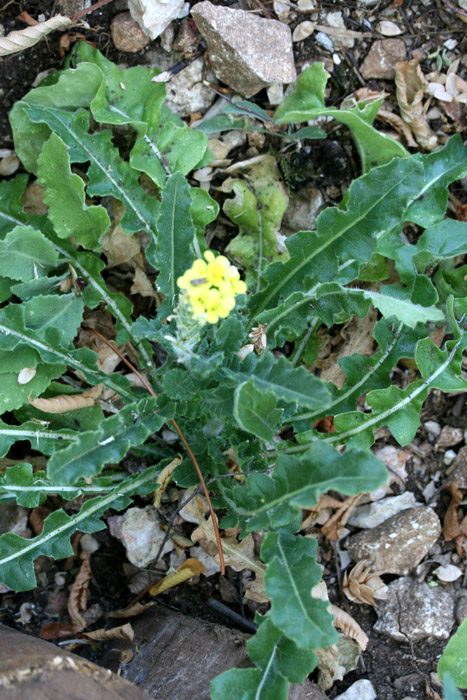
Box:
left=0, top=44, right=466, bottom=699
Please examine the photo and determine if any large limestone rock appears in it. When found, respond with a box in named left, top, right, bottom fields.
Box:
left=345, top=506, right=441, bottom=575
left=191, top=1, right=296, bottom=97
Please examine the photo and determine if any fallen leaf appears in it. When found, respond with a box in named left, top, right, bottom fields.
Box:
left=149, top=558, right=206, bottom=596
left=39, top=622, right=78, bottom=639
left=321, top=494, right=363, bottom=541
left=443, top=480, right=463, bottom=542
left=108, top=601, right=155, bottom=618
left=130, top=267, right=157, bottom=298
left=0, top=15, right=72, bottom=56
left=67, top=552, right=92, bottom=632
left=292, top=21, right=316, bottom=41
left=187, top=496, right=268, bottom=602
left=377, top=109, right=418, bottom=147
left=80, top=622, right=135, bottom=642
left=330, top=604, right=369, bottom=650
left=153, top=455, right=183, bottom=509
left=376, top=20, right=402, bottom=36
left=395, top=60, right=437, bottom=150
left=29, top=384, right=103, bottom=413
left=343, top=560, right=388, bottom=605
left=102, top=204, right=141, bottom=267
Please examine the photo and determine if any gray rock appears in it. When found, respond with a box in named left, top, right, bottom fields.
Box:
left=436, top=425, right=463, bottom=449
left=448, top=445, right=467, bottom=488
left=393, top=674, right=423, bottom=691
left=111, top=13, right=151, bottom=53
left=360, top=39, right=407, bottom=80
left=281, top=186, right=324, bottom=237
left=374, top=578, right=454, bottom=641
left=335, top=679, right=376, bottom=700
left=455, top=591, right=467, bottom=624
left=345, top=507, right=441, bottom=575
left=347, top=491, right=420, bottom=529
left=0, top=502, right=29, bottom=537
left=57, top=0, right=90, bottom=16
left=191, top=1, right=296, bottom=97
left=164, top=57, right=216, bottom=117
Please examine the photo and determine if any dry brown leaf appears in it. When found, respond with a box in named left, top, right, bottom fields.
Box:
left=153, top=455, right=183, bottom=509
left=443, top=480, right=463, bottom=542
left=149, top=558, right=206, bottom=596
left=130, top=267, right=157, bottom=298
left=315, top=310, right=377, bottom=389
left=102, top=204, right=140, bottom=267
left=301, top=494, right=344, bottom=529
left=330, top=604, right=369, bottom=650
left=67, top=553, right=92, bottom=632
left=321, top=494, right=363, bottom=541
left=108, top=601, right=155, bottom=618
left=377, top=109, right=418, bottom=147
left=29, top=384, right=103, bottom=414
left=395, top=60, right=437, bottom=150
left=80, top=622, right=135, bottom=643
left=39, top=622, right=78, bottom=639
left=343, top=560, right=388, bottom=606
left=187, top=496, right=268, bottom=602
left=0, top=15, right=72, bottom=56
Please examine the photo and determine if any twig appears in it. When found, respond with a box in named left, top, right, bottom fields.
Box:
left=441, top=0, right=467, bottom=17
left=70, top=0, right=113, bottom=22
left=89, top=328, right=225, bottom=575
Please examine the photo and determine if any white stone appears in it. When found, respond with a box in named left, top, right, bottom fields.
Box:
left=297, top=0, right=315, bottom=8
left=164, top=57, right=215, bottom=117
left=326, top=11, right=354, bottom=48
left=128, top=0, right=188, bottom=40
left=444, top=449, right=457, bottom=466
left=425, top=420, right=441, bottom=436
left=335, top=679, right=376, bottom=700
left=119, top=506, right=174, bottom=567
left=315, top=31, right=334, bottom=52
left=273, top=0, right=290, bottom=21
left=267, top=83, right=284, bottom=105
left=348, top=491, right=420, bottom=529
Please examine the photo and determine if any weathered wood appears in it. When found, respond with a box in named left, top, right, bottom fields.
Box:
left=116, top=606, right=327, bottom=700
left=0, top=625, right=151, bottom=700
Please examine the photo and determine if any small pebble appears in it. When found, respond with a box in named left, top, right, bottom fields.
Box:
left=444, top=449, right=457, bottom=466
left=436, top=425, right=463, bottom=449
left=111, top=12, right=150, bottom=53
left=335, top=679, right=376, bottom=700
left=425, top=420, right=441, bottom=437
left=315, top=31, right=334, bottom=52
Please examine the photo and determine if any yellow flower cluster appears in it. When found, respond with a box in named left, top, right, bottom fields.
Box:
left=177, top=251, right=247, bottom=324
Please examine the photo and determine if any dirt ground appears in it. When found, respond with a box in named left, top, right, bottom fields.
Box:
left=1, top=0, right=467, bottom=698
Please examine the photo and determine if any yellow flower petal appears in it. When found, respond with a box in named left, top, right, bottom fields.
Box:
left=206, top=310, right=219, bottom=324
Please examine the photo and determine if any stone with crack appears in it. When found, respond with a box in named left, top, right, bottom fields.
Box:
left=374, top=577, right=454, bottom=641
